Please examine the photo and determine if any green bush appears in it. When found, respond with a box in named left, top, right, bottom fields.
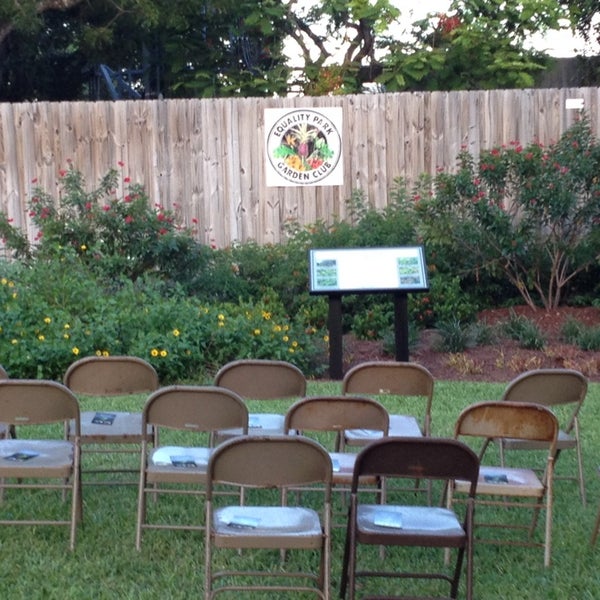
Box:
left=502, top=311, right=546, bottom=350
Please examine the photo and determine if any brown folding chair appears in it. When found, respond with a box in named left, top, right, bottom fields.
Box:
left=204, top=436, right=332, bottom=599
left=342, top=361, right=434, bottom=446
left=64, top=355, right=160, bottom=484
left=450, top=401, right=558, bottom=567
left=283, top=395, right=389, bottom=496
left=213, top=359, right=307, bottom=440
left=0, top=379, right=82, bottom=550
left=340, top=437, right=479, bottom=600
left=499, top=368, right=588, bottom=505
left=136, top=385, right=248, bottom=549
left=590, top=467, right=600, bottom=546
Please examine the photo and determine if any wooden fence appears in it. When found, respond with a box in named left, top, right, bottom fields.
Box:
left=1, top=88, right=599, bottom=248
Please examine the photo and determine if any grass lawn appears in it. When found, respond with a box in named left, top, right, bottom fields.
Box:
left=0, top=379, right=598, bottom=599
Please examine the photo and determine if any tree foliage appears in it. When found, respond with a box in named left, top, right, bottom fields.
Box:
left=378, top=0, right=568, bottom=91
left=0, top=0, right=578, bottom=99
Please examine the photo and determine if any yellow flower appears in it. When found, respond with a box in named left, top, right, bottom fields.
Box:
left=102, top=350, right=110, bottom=357
left=1, top=278, right=7, bottom=285
left=95, top=350, right=102, bottom=356
left=44, top=317, right=52, bottom=324
left=8, top=281, right=14, bottom=288
left=38, top=334, right=45, bottom=341
left=11, top=339, right=18, bottom=345
left=160, top=350, right=168, bottom=357
left=323, top=335, right=330, bottom=343
left=253, top=329, right=261, bottom=336
left=64, top=323, right=71, bottom=329
left=217, top=313, right=225, bottom=321
left=289, top=347, right=295, bottom=353
left=282, top=335, right=289, bottom=342
left=262, top=310, right=271, bottom=320
left=292, top=340, right=298, bottom=348
left=11, top=293, right=17, bottom=299
left=273, top=324, right=282, bottom=332
left=80, top=244, right=87, bottom=251
left=63, top=333, right=70, bottom=339
left=151, top=348, right=159, bottom=357
left=172, top=328, right=180, bottom=337
left=218, top=321, right=225, bottom=327
left=72, top=347, right=80, bottom=355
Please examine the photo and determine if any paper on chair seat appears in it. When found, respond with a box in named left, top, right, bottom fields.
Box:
left=151, top=446, right=211, bottom=467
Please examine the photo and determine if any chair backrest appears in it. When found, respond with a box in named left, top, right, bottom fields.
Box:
left=64, top=355, right=159, bottom=396
left=502, top=369, right=587, bottom=427
left=284, top=395, right=389, bottom=435
left=0, top=379, right=80, bottom=431
left=214, top=359, right=306, bottom=400
left=351, top=437, right=479, bottom=495
left=206, top=436, right=332, bottom=497
left=455, top=401, right=559, bottom=448
left=143, top=385, right=248, bottom=433
left=342, top=361, right=434, bottom=433
left=0, top=365, right=7, bottom=379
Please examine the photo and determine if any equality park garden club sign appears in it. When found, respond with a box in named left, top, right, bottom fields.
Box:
left=264, top=107, right=343, bottom=187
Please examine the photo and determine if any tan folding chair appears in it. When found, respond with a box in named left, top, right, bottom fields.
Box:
left=213, top=359, right=307, bottom=440
left=450, top=401, right=558, bottom=567
left=0, top=379, right=82, bottom=550
left=342, top=361, right=434, bottom=446
left=284, top=395, right=388, bottom=496
left=136, top=385, right=248, bottom=549
left=340, top=437, right=479, bottom=600
left=204, top=436, right=332, bottom=600
left=499, top=368, right=588, bottom=505
left=64, top=355, right=159, bottom=484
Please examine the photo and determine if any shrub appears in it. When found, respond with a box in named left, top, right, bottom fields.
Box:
left=502, top=311, right=546, bottom=350
left=414, top=115, right=600, bottom=310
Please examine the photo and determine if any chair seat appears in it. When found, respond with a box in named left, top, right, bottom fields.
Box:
left=456, top=466, right=544, bottom=497
left=216, top=413, right=285, bottom=440
left=502, top=429, right=575, bottom=451
left=146, top=446, right=211, bottom=483
left=70, top=411, right=153, bottom=443
left=330, top=452, right=378, bottom=486
left=357, top=505, right=465, bottom=542
left=213, top=505, right=323, bottom=549
left=0, top=439, right=75, bottom=477
left=345, top=414, right=422, bottom=444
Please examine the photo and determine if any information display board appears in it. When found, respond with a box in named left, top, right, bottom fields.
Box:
left=309, top=246, right=428, bottom=294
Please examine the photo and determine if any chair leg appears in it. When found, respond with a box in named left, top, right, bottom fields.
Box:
left=590, top=503, right=600, bottom=546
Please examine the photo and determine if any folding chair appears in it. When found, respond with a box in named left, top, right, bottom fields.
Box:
left=64, top=355, right=160, bottom=484
left=450, top=401, right=558, bottom=567
left=135, top=385, right=248, bottom=549
left=590, top=467, right=600, bottom=546
left=342, top=361, right=434, bottom=446
left=340, top=437, right=479, bottom=600
left=283, top=395, right=388, bottom=496
left=213, top=359, right=307, bottom=440
left=499, top=368, right=588, bottom=505
left=204, top=436, right=332, bottom=599
left=0, top=379, right=82, bottom=550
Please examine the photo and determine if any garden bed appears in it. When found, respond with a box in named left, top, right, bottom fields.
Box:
left=342, top=305, right=600, bottom=383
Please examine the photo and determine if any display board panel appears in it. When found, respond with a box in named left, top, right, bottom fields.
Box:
left=309, top=246, right=428, bottom=294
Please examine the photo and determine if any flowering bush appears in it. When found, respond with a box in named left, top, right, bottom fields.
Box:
left=414, top=115, right=600, bottom=309
left=0, top=163, right=211, bottom=286
left=0, top=260, right=326, bottom=381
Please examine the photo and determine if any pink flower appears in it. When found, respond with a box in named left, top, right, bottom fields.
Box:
left=124, top=177, right=131, bottom=183
left=118, top=161, right=125, bottom=167
left=124, top=215, right=133, bottom=224
left=31, top=177, right=38, bottom=184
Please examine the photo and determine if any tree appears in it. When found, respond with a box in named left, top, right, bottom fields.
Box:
left=414, top=115, right=600, bottom=310
left=377, top=0, right=569, bottom=91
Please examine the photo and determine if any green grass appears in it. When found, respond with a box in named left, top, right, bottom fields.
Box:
left=0, top=379, right=599, bottom=599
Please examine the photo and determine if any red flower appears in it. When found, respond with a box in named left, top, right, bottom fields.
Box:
left=124, top=177, right=131, bottom=183
left=124, top=215, right=134, bottom=224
